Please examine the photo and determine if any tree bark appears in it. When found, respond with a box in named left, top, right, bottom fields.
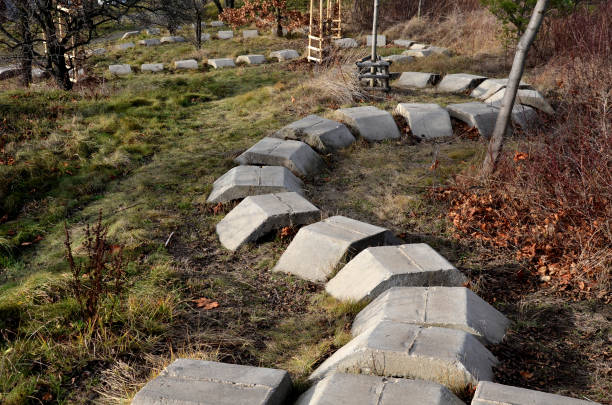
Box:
left=212, top=0, right=224, bottom=13
left=481, top=0, right=549, bottom=177
left=195, top=12, right=202, bottom=49
left=275, top=7, right=282, bottom=37
left=18, top=11, right=33, bottom=87
left=47, top=40, right=73, bottom=91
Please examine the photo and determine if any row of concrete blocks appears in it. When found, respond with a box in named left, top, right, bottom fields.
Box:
left=119, top=22, right=226, bottom=40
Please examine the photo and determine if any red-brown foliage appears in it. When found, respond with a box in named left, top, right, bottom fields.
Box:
left=219, top=0, right=308, bottom=32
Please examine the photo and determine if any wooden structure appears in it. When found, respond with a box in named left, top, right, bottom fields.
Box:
left=356, top=0, right=390, bottom=91
left=307, top=0, right=342, bottom=63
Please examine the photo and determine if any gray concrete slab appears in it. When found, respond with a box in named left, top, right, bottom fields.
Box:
left=393, top=39, right=415, bottom=48
left=115, top=42, right=135, bottom=50
left=402, top=49, right=433, bottom=58
left=207, top=58, right=236, bottom=69
left=446, top=102, right=500, bottom=138
left=121, top=31, right=140, bottom=40
left=296, top=373, right=464, bottom=405
left=174, top=59, right=199, bottom=70
left=334, top=106, right=401, bottom=142
left=144, top=28, right=161, bottom=35
left=207, top=166, right=304, bottom=204
left=216, top=192, right=320, bottom=251
left=382, top=54, right=413, bottom=64
left=109, top=64, right=132, bottom=75
left=139, top=38, right=161, bottom=46
left=334, top=38, right=358, bottom=48
left=367, top=35, right=386, bottom=46
left=486, top=88, right=555, bottom=115
left=273, top=216, right=393, bottom=282
left=160, top=36, right=186, bottom=43
left=309, top=321, right=497, bottom=393
left=409, top=43, right=429, bottom=50
left=141, top=63, right=164, bottom=72
left=217, top=30, right=234, bottom=39
left=470, top=78, right=531, bottom=100
left=488, top=102, right=539, bottom=129
left=351, top=287, right=510, bottom=344
left=471, top=381, right=600, bottom=405
left=270, top=49, right=300, bottom=61
left=0, top=65, right=19, bottom=80
left=235, top=137, right=325, bottom=178
left=272, top=115, right=355, bottom=153
left=437, top=73, right=487, bottom=93
left=86, top=47, right=106, bottom=56
left=326, top=243, right=466, bottom=302
left=394, top=103, right=453, bottom=139
left=132, top=359, right=291, bottom=405
left=395, top=72, right=441, bottom=88
left=211, top=20, right=225, bottom=27
left=236, top=54, right=266, bottom=65
left=429, top=46, right=452, bottom=56
left=201, top=33, right=211, bottom=41
left=243, top=29, right=259, bottom=38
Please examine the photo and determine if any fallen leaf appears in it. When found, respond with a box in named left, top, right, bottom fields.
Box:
left=520, top=370, right=534, bottom=379
left=192, top=297, right=219, bottom=310
left=42, top=393, right=53, bottom=401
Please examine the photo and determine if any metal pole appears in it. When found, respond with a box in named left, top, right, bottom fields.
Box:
left=370, top=0, right=379, bottom=87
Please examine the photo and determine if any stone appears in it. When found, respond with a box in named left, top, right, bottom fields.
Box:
left=429, top=46, right=452, bottom=56
left=207, top=166, right=304, bottom=204
left=174, top=59, right=199, bottom=70
left=139, top=38, right=160, bottom=46
left=160, top=36, right=186, bottom=43
left=334, top=106, right=401, bottom=142
left=334, top=38, right=359, bottom=48
left=207, top=58, right=236, bottom=69
left=273, top=216, right=393, bottom=282
left=446, top=102, right=500, bottom=138
left=402, top=49, right=433, bottom=58
left=382, top=54, right=413, bottom=64
left=236, top=54, right=266, bottom=65
left=235, top=137, right=325, bottom=178
left=243, top=29, right=259, bottom=38
left=216, top=192, right=320, bottom=251
left=437, top=73, right=487, bottom=93
left=121, top=31, right=140, bottom=40
left=394, top=103, right=453, bottom=139
left=296, top=373, right=464, bottom=405
left=115, top=42, right=135, bottom=50
left=0, top=65, right=18, bottom=80
left=141, top=63, right=164, bottom=73
left=217, top=30, right=234, bottom=39
left=351, top=287, right=510, bottom=344
left=144, top=28, right=161, bottom=35
left=410, top=43, right=429, bottom=50
left=395, top=72, right=441, bottom=88
left=470, top=78, right=530, bottom=100
left=393, top=39, right=415, bottom=48
left=132, top=359, right=292, bottom=405
left=326, top=243, right=467, bottom=301
left=201, top=33, right=211, bottom=41
left=109, top=64, right=132, bottom=75
left=211, top=20, right=224, bottom=27
left=471, top=381, right=600, bottom=405
left=309, top=321, right=497, bottom=393
left=366, top=35, right=386, bottom=46
left=486, top=88, right=554, bottom=115
left=272, top=115, right=355, bottom=153
left=270, top=49, right=300, bottom=61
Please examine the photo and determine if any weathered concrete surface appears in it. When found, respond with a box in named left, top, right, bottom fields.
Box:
left=334, top=38, right=358, bottom=48
left=236, top=54, right=266, bottom=65
left=395, top=72, right=441, bottom=88
left=131, top=359, right=292, bottom=405
left=367, top=35, right=387, bottom=46
left=86, top=47, right=106, bottom=56
left=326, top=243, right=466, bottom=301
left=470, top=78, right=531, bottom=100
left=394, top=103, right=453, bottom=139
left=393, top=39, right=415, bottom=48
left=139, top=38, right=160, bottom=46
left=296, top=373, right=464, bottom=405
left=472, top=381, right=600, bottom=405
left=446, top=102, right=500, bottom=138
left=270, top=49, right=300, bottom=61
left=144, top=28, right=161, bottom=35
left=207, top=166, right=304, bottom=204
left=489, top=102, right=539, bottom=129
left=235, top=137, right=324, bottom=178
left=309, top=321, right=498, bottom=392
left=402, top=49, right=433, bottom=58
left=351, top=287, right=510, bottom=344
left=121, top=31, right=139, bottom=40
left=273, top=216, right=393, bottom=282
left=334, top=106, right=401, bottom=142
left=109, top=64, right=132, bottom=75
left=486, top=88, right=555, bottom=115
left=216, top=192, right=320, bottom=251
left=382, top=54, right=413, bottom=64
left=243, top=29, right=259, bottom=38
left=207, top=58, right=236, bottom=68
left=437, top=73, right=487, bottom=93
left=210, top=20, right=225, bottom=27
left=141, top=63, right=164, bottom=72
left=272, top=115, right=355, bottom=153
left=160, top=36, right=186, bottom=43
left=32, top=68, right=48, bottom=79
left=217, top=30, right=234, bottom=39
left=174, top=59, right=198, bottom=70
left=429, top=46, right=452, bottom=56
left=0, top=65, right=18, bottom=80
left=115, top=42, right=135, bottom=50
left=201, top=33, right=211, bottom=41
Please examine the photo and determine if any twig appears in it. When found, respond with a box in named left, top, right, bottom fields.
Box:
left=164, top=232, right=175, bottom=247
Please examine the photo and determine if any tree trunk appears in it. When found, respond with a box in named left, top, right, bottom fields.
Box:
left=481, top=0, right=549, bottom=177
left=195, top=12, right=202, bottom=49
left=47, top=40, right=72, bottom=91
left=275, top=7, right=282, bottom=37
left=18, top=13, right=33, bottom=87
left=212, top=0, right=224, bottom=13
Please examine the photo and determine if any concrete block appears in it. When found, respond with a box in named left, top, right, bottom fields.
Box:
left=109, top=64, right=132, bottom=75
left=201, top=33, right=211, bottom=41
left=86, top=47, right=106, bottom=56
left=446, top=102, right=500, bottom=138
left=334, top=38, right=359, bottom=48
left=366, top=35, right=386, bottom=46
left=160, top=36, right=186, bottom=43
left=235, top=137, right=325, bottom=178
left=270, top=49, right=300, bottom=61
left=470, top=78, right=531, bottom=100
left=131, top=359, right=292, bottom=405
left=296, top=373, right=464, bottom=405
left=32, top=68, right=48, bottom=79
left=115, top=42, right=135, bottom=50
left=217, top=30, right=234, bottom=39
left=208, top=58, right=236, bottom=69
left=326, top=243, right=467, bottom=302
left=437, top=73, right=487, bottom=93
left=216, top=192, right=320, bottom=250
left=144, top=28, right=161, bottom=35
left=394, top=103, right=453, bottom=139
left=236, top=54, right=266, bottom=65
left=121, top=31, right=140, bottom=40
left=334, top=106, right=401, bottom=142
left=471, top=381, right=600, bottom=405
left=429, top=46, right=452, bottom=56
left=174, top=59, right=198, bottom=70
left=309, top=321, right=497, bottom=393
left=393, top=39, right=415, bottom=48
left=139, top=38, right=161, bottom=46
left=211, top=20, right=225, bottom=27
left=410, top=43, right=429, bottom=50
left=402, top=49, right=433, bottom=58
left=273, top=216, right=393, bottom=282
left=382, top=54, right=413, bottom=64
left=486, top=88, right=554, bottom=115
left=395, top=72, right=441, bottom=88
left=489, top=102, right=539, bottom=129
left=272, top=115, right=355, bottom=153
left=243, top=29, right=259, bottom=38
left=0, top=65, right=19, bottom=80
left=207, top=166, right=304, bottom=204
left=351, top=287, right=510, bottom=344
left=141, top=63, right=164, bottom=73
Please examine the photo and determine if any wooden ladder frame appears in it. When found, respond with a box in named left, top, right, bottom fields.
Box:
left=307, top=0, right=342, bottom=63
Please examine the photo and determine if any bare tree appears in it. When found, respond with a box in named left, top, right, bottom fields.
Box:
left=481, top=0, right=549, bottom=176
left=0, top=0, right=37, bottom=87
